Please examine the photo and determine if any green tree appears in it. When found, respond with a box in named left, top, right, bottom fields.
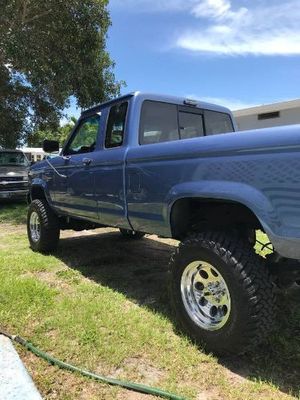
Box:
left=28, top=117, right=77, bottom=147
left=0, top=0, right=122, bottom=149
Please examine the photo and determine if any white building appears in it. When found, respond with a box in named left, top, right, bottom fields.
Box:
left=233, top=99, right=300, bottom=131
left=20, top=147, right=45, bottom=163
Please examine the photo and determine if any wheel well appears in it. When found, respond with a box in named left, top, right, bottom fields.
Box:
left=170, top=198, right=262, bottom=239
left=30, top=185, right=46, bottom=201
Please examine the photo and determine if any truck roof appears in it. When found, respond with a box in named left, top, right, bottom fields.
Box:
left=81, top=91, right=232, bottom=116
left=0, top=149, right=24, bottom=153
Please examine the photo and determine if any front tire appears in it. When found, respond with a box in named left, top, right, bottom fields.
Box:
left=168, top=231, right=276, bottom=355
left=27, top=199, right=60, bottom=253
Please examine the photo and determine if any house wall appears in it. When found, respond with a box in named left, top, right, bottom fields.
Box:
left=234, top=107, right=300, bottom=131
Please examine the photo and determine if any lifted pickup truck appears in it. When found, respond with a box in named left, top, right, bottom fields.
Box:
left=27, top=92, right=300, bottom=355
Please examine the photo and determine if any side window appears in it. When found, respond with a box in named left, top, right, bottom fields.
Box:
left=65, top=115, right=100, bottom=155
left=105, top=102, right=128, bottom=148
left=204, top=110, right=234, bottom=135
left=179, top=111, right=204, bottom=139
left=140, top=101, right=179, bottom=145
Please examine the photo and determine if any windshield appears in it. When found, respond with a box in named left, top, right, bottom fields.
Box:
left=0, top=152, right=29, bottom=167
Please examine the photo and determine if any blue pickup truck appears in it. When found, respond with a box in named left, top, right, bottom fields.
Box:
left=27, top=92, right=300, bottom=355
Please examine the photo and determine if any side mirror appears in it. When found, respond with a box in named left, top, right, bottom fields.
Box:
left=43, top=139, right=59, bottom=153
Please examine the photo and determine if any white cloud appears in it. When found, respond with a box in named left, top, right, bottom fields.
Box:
left=178, top=30, right=300, bottom=56
left=186, top=94, right=257, bottom=110
left=111, top=0, right=300, bottom=56
left=177, top=0, right=300, bottom=56
left=191, top=0, right=245, bottom=20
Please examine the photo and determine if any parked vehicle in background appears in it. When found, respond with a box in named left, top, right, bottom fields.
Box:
left=0, top=149, right=30, bottom=200
left=26, top=91, right=300, bottom=355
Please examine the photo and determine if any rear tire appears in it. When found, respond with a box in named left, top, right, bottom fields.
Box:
left=119, top=228, right=145, bottom=239
left=168, top=231, right=276, bottom=355
left=27, top=199, right=60, bottom=253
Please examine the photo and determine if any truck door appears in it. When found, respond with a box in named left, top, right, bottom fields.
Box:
left=51, top=114, right=100, bottom=220
left=93, top=101, right=131, bottom=229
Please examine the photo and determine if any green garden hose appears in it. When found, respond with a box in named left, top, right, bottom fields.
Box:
left=0, top=330, right=187, bottom=400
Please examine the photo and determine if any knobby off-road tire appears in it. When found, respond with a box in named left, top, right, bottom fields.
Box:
left=119, top=228, right=145, bottom=239
left=27, top=199, right=60, bottom=253
left=168, top=231, right=276, bottom=355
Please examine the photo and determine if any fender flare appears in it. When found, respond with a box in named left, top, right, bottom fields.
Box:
left=166, top=180, right=280, bottom=237
left=29, top=177, right=50, bottom=203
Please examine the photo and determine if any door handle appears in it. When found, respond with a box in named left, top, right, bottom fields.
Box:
left=82, top=158, right=92, bottom=166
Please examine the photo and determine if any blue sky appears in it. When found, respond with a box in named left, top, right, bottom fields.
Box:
left=65, top=0, right=300, bottom=119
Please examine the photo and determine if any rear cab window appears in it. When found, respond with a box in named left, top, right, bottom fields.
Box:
left=105, top=102, right=128, bottom=148
left=139, top=100, right=234, bottom=145
left=204, top=110, right=234, bottom=135
left=178, top=108, right=204, bottom=140
left=139, top=101, right=178, bottom=145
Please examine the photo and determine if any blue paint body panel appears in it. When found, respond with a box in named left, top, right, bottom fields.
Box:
left=29, top=92, right=300, bottom=259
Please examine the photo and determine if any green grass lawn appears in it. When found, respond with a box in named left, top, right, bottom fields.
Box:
left=0, top=200, right=27, bottom=224
left=0, top=203, right=299, bottom=399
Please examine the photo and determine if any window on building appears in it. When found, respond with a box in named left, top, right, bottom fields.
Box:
left=258, top=111, right=280, bottom=120
left=105, top=102, right=128, bottom=148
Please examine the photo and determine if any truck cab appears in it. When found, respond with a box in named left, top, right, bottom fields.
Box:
left=29, top=92, right=235, bottom=230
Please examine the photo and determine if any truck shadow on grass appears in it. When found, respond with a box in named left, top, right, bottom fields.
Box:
left=56, top=230, right=300, bottom=398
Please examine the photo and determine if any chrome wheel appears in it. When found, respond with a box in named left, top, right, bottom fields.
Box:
left=29, top=211, right=41, bottom=243
left=181, top=261, right=231, bottom=331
